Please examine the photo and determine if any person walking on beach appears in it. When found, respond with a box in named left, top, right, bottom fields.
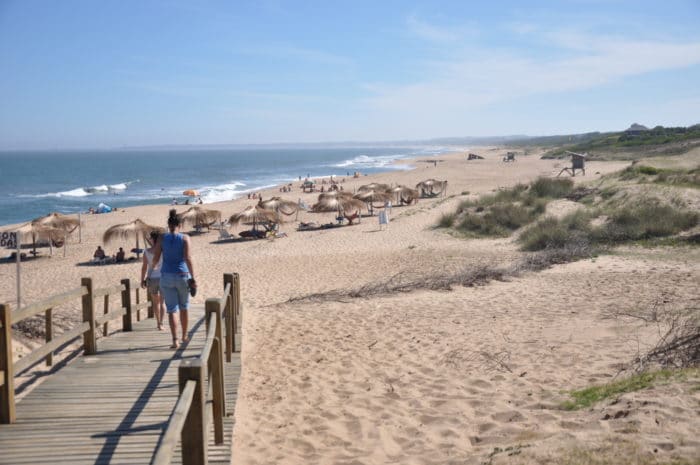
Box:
left=152, top=209, right=197, bottom=349
left=140, top=230, right=166, bottom=331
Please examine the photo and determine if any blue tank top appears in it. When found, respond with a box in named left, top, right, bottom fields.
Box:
left=161, top=233, right=189, bottom=274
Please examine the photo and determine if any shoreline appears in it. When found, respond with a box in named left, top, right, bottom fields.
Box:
left=0, top=149, right=462, bottom=232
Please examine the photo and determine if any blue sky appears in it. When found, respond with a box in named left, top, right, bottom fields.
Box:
left=1, top=0, right=699, bottom=149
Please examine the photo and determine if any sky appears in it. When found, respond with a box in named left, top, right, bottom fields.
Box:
left=1, top=0, right=699, bottom=150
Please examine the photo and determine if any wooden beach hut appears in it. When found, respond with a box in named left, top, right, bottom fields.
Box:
left=557, top=151, right=587, bottom=177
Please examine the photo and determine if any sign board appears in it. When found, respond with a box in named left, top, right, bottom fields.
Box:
left=0, top=231, right=17, bottom=248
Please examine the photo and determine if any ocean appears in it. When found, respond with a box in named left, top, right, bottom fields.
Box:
left=0, top=146, right=449, bottom=227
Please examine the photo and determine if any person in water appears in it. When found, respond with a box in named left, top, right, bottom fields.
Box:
left=152, top=209, right=197, bottom=349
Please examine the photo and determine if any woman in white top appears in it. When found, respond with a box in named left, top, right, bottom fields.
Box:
left=140, top=231, right=166, bottom=330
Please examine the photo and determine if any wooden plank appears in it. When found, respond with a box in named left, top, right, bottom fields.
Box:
left=11, top=287, right=86, bottom=324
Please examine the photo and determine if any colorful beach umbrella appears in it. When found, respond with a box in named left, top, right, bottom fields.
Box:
left=182, top=189, right=199, bottom=197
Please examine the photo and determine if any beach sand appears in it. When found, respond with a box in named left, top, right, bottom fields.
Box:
left=1, top=148, right=698, bottom=464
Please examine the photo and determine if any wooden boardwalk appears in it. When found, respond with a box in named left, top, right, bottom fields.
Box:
left=0, top=304, right=240, bottom=465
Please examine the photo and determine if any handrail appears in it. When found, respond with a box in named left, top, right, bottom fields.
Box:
left=14, top=322, right=91, bottom=374
left=0, top=277, right=154, bottom=424
left=93, top=283, right=126, bottom=299
left=199, top=312, right=218, bottom=363
left=151, top=380, right=197, bottom=465
left=11, top=287, right=87, bottom=324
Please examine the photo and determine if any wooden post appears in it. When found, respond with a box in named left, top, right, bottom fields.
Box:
left=103, top=294, right=109, bottom=336
left=135, top=288, right=141, bottom=322
left=205, top=299, right=223, bottom=363
left=179, top=359, right=207, bottom=465
left=121, top=279, right=132, bottom=332
left=147, top=288, right=154, bottom=319
left=45, top=308, right=53, bottom=366
left=81, top=277, right=96, bottom=355
left=211, top=338, right=225, bottom=444
left=223, top=273, right=234, bottom=362
left=0, top=303, right=16, bottom=424
left=233, top=272, right=240, bottom=353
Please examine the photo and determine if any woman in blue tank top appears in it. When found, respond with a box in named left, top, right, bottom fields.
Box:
left=153, top=209, right=197, bottom=349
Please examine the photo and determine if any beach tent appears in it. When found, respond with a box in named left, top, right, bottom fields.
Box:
left=96, top=203, right=113, bottom=213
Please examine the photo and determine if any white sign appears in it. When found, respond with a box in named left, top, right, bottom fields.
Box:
left=0, top=231, right=17, bottom=248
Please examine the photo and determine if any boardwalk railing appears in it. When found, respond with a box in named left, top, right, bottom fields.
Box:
left=153, top=272, right=240, bottom=465
left=0, top=276, right=153, bottom=424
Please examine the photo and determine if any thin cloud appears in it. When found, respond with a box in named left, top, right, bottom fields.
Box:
left=406, top=15, right=477, bottom=42
left=364, top=31, right=700, bottom=113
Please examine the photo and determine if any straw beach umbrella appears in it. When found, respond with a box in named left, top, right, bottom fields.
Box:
left=390, top=185, right=419, bottom=205
left=258, top=197, right=298, bottom=221
left=358, top=183, right=391, bottom=193
left=103, top=219, right=163, bottom=259
left=229, top=206, right=276, bottom=231
left=318, top=190, right=354, bottom=201
left=15, top=222, right=66, bottom=256
left=312, top=196, right=365, bottom=224
left=177, top=206, right=221, bottom=231
left=30, top=212, right=80, bottom=256
left=32, top=212, right=80, bottom=233
left=354, top=190, right=393, bottom=215
left=416, top=179, right=447, bottom=197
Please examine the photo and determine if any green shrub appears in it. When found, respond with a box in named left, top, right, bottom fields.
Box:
left=595, top=200, right=699, bottom=243
left=436, top=212, right=456, bottom=228
left=519, top=210, right=591, bottom=251
left=636, top=165, right=662, bottom=175
left=529, top=177, right=574, bottom=198
left=457, top=201, right=546, bottom=237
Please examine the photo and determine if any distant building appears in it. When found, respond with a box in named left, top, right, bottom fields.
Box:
left=625, top=123, right=649, bottom=134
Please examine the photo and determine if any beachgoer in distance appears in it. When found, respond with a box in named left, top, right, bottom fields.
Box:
left=93, top=246, right=105, bottom=260
left=115, top=247, right=125, bottom=263
left=152, top=209, right=196, bottom=349
left=140, top=231, right=166, bottom=331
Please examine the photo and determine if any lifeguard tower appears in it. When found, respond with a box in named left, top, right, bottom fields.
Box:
left=557, top=151, right=586, bottom=177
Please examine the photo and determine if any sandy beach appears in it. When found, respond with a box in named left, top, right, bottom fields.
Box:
left=1, top=148, right=698, bottom=464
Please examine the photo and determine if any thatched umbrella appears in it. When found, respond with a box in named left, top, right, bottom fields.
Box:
left=229, top=206, right=277, bottom=231
left=32, top=212, right=80, bottom=233
left=390, top=185, right=419, bottom=205
left=103, top=219, right=163, bottom=259
left=416, top=179, right=447, bottom=197
left=177, top=206, right=222, bottom=231
left=358, top=183, right=391, bottom=193
left=30, top=212, right=80, bottom=256
left=14, top=222, right=66, bottom=256
left=258, top=197, right=298, bottom=221
left=354, top=190, right=393, bottom=215
left=312, top=196, right=365, bottom=224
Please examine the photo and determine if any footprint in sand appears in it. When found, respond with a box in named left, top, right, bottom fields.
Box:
left=491, top=411, right=525, bottom=423
left=378, top=426, right=403, bottom=457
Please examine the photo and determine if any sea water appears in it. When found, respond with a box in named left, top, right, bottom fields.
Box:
left=0, top=147, right=448, bottom=226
